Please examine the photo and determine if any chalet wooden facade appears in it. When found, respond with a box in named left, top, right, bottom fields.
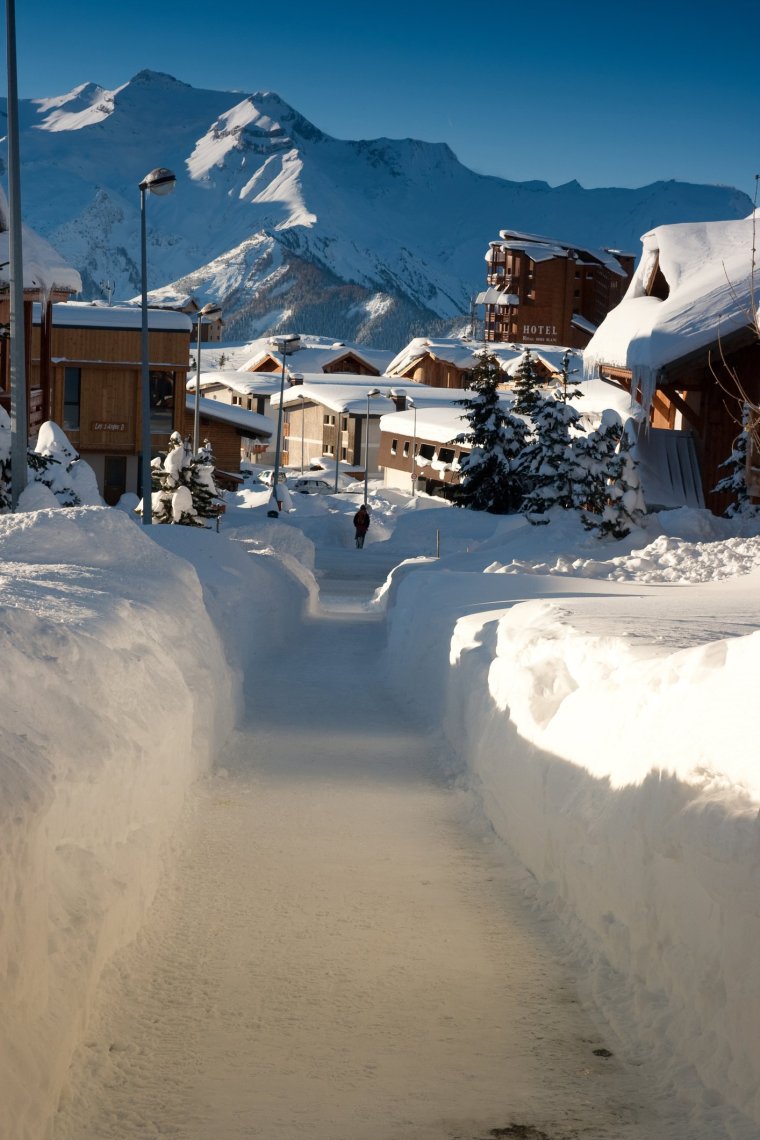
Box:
left=29, top=303, right=192, bottom=504
left=278, top=382, right=397, bottom=474
left=584, top=213, right=760, bottom=513
left=186, top=396, right=273, bottom=474
left=378, top=406, right=471, bottom=499
left=385, top=338, right=477, bottom=389
left=479, top=231, right=634, bottom=349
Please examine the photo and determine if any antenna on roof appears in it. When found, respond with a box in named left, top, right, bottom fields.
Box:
left=100, top=279, right=114, bottom=306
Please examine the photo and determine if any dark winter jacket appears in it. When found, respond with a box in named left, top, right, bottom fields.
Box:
left=353, top=508, right=370, bottom=534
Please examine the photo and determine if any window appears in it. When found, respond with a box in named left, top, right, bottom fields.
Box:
left=341, top=447, right=347, bottom=460
left=418, top=443, right=435, bottom=461
left=390, top=438, right=398, bottom=455
left=149, top=371, right=175, bottom=434
left=438, top=447, right=455, bottom=464
left=63, top=367, right=81, bottom=430
left=342, top=416, right=348, bottom=430
left=403, top=441, right=410, bottom=458
left=103, top=455, right=127, bottom=507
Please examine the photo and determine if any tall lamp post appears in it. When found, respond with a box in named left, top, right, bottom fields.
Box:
left=269, top=334, right=301, bottom=517
left=139, top=166, right=176, bottom=525
left=192, top=302, right=223, bottom=453
left=407, top=396, right=418, bottom=497
left=363, top=387, right=381, bottom=506
left=6, top=0, right=27, bottom=508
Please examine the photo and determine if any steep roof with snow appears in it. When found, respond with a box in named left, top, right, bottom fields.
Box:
left=584, top=212, right=759, bottom=401
left=0, top=188, right=82, bottom=296
left=379, top=405, right=471, bottom=446
left=33, top=301, right=192, bottom=331
left=240, top=335, right=394, bottom=376
left=489, top=228, right=630, bottom=276
left=184, top=395, right=273, bottom=436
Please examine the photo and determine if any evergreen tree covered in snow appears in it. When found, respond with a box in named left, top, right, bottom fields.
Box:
left=147, top=432, right=223, bottom=526
left=519, top=355, right=584, bottom=523
left=576, top=410, right=646, bottom=538
left=0, top=407, right=11, bottom=512
left=511, top=349, right=543, bottom=417
left=712, top=408, right=758, bottom=517
left=455, top=352, right=529, bottom=513
left=26, top=422, right=102, bottom=507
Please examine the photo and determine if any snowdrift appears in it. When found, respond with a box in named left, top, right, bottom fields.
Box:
left=382, top=532, right=760, bottom=1134
left=0, top=507, right=309, bottom=1140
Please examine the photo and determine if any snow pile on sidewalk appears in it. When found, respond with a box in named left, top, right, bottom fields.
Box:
left=0, top=506, right=308, bottom=1140
left=380, top=506, right=760, bottom=1135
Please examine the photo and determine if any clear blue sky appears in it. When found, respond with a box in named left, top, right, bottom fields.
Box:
left=7, top=0, right=760, bottom=195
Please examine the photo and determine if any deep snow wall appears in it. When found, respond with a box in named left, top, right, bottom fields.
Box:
left=382, top=566, right=760, bottom=1136
left=0, top=509, right=309, bottom=1140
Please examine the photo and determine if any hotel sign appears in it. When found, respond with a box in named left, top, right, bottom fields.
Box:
left=521, top=324, right=558, bottom=342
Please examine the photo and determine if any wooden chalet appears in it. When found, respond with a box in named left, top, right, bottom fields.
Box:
left=243, top=337, right=392, bottom=378
left=185, top=395, right=273, bottom=475
left=385, top=338, right=479, bottom=389
left=584, top=213, right=760, bottom=513
left=150, top=294, right=224, bottom=342
left=479, top=230, right=634, bottom=349
left=278, top=380, right=397, bottom=474
left=30, top=302, right=192, bottom=504
left=0, top=198, right=82, bottom=435
left=378, top=404, right=471, bottom=499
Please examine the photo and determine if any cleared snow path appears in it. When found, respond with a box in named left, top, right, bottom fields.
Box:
left=54, top=578, right=685, bottom=1139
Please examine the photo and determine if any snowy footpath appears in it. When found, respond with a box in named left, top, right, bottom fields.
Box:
left=54, top=587, right=686, bottom=1140
left=2, top=493, right=759, bottom=1139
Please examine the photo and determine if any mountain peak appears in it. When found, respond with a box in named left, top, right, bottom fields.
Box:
left=129, top=70, right=192, bottom=89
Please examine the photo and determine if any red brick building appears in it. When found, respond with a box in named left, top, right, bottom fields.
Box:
left=478, top=230, right=635, bottom=348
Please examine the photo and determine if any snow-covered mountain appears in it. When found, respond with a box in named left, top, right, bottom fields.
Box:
left=2, top=70, right=753, bottom=347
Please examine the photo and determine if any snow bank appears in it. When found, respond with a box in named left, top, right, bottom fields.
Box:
left=0, top=507, right=309, bottom=1140
left=381, top=523, right=760, bottom=1135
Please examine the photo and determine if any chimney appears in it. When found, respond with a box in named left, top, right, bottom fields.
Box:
left=389, top=387, right=407, bottom=411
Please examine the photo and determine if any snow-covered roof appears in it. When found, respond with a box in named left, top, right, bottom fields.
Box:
left=33, top=301, right=192, bottom=331
left=571, top=314, right=598, bottom=335
left=240, top=335, right=394, bottom=376
left=0, top=188, right=82, bottom=296
left=188, top=369, right=283, bottom=396
left=476, top=287, right=520, bottom=306
left=386, top=337, right=482, bottom=375
left=379, top=405, right=471, bottom=446
left=583, top=211, right=759, bottom=404
left=277, top=382, right=397, bottom=416
left=492, top=228, right=630, bottom=277
left=185, top=395, right=273, bottom=437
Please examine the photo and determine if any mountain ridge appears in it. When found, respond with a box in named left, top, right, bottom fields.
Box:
left=2, top=70, right=752, bottom=348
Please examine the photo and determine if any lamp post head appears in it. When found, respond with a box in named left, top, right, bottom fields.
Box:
left=269, top=334, right=301, bottom=356
left=139, top=167, right=177, bottom=196
left=199, top=302, right=223, bottom=320
left=367, top=387, right=381, bottom=398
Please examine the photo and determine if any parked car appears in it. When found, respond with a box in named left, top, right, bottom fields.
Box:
left=291, top=477, right=334, bottom=495
left=255, top=468, right=287, bottom=487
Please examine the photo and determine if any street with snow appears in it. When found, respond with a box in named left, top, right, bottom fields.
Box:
left=1, top=484, right=759, bottom=1139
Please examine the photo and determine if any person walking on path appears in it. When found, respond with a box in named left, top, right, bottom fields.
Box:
left=353, top=504, right=370, bottom=548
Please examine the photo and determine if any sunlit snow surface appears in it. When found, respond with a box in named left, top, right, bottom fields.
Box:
left=1, top=488, right=759, bottom=1137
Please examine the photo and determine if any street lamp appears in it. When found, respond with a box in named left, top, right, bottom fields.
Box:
left=407, top=397, right=418, bottom=497
left=139, top=166, right=176, bottom=525
left=269, top=333, right=301, bottom=516
left=363, top=387, right=382, bottom=506
left=193, top=302, right=223, bottom=453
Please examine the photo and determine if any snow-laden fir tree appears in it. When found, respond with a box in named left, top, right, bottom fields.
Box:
left=147, top=432, right=223, bottom=525
left=0, top=406, right=11, bottom=511
left=712, top=406, right=759, bottom=518
left=26, top=422, right=102, bottom=507
left=519, top=353, right=584, bottom=523
left=576, top=409, right=646, bottom=538
left=510, top=349, right=543, bottom=417
left=455, top=352, right=529, bottom=513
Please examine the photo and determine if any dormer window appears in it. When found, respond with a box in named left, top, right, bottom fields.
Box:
left=645, top=252, right=670, bottom=300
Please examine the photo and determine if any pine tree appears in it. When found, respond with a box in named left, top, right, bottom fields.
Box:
left=575, top=409, right=626, bottom=520
left=455, top=352, right=529, bottom=513
left=0, top=407, right=11, bottom=512
left=712, top=408, right=758, bottom=518
left=519, top=354, right=584, bottom=523
left=596, top=425, right=646, bottom=538
left=147, top=432, right=223, bottom=526
left=511, top=349, right=543, bottom=417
